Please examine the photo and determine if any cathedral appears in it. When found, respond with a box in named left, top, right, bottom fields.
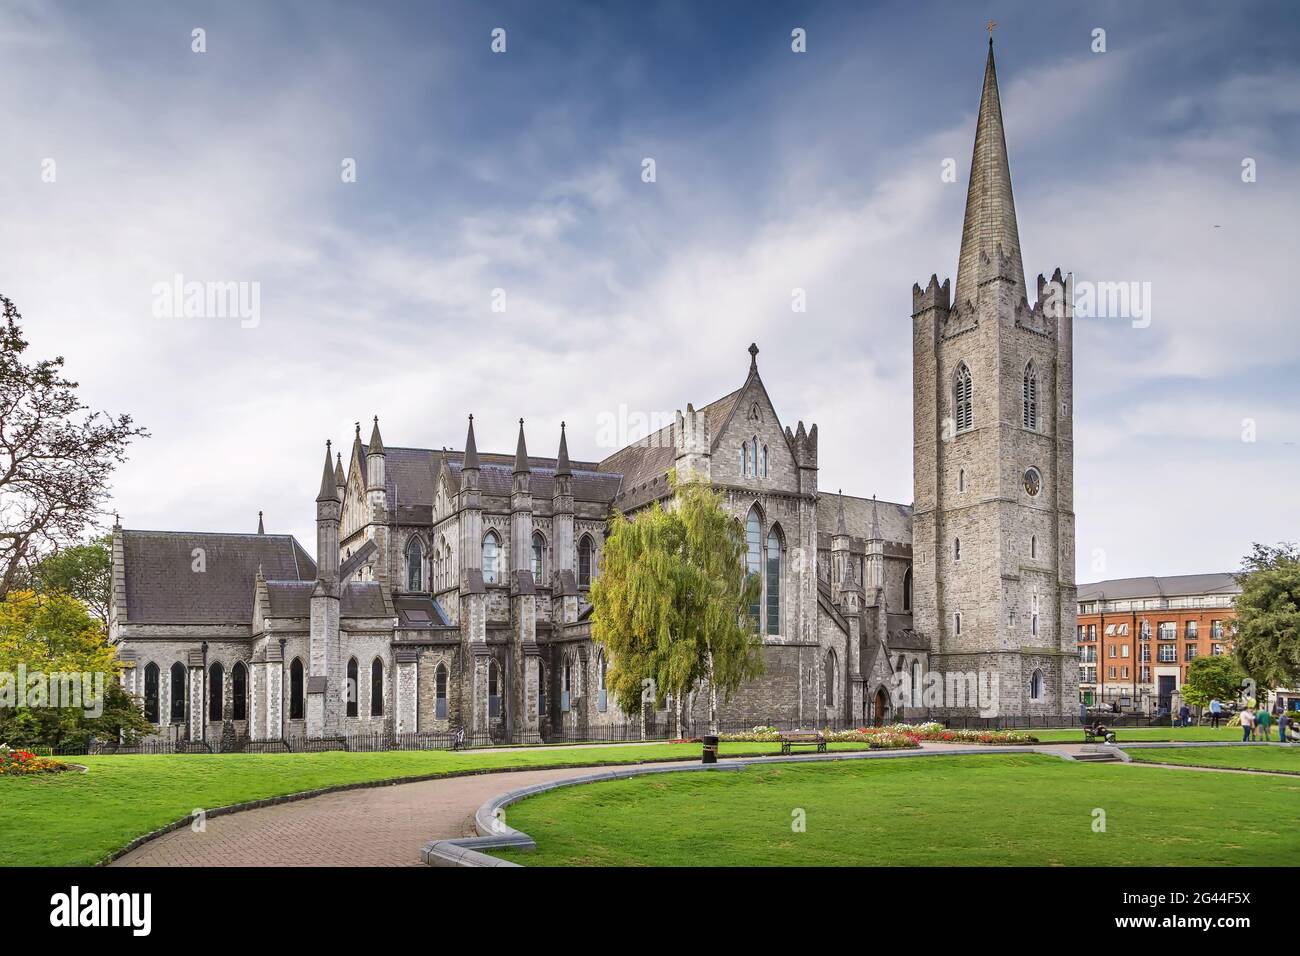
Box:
left=109, top=40, right=1079, bottom=745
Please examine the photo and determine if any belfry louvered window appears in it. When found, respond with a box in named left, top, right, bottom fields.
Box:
left=1022, top=362, right=1038, bottom=430
left=954, top=363, right=973, bottom=433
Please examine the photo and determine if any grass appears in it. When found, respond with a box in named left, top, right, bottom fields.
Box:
left=491, top=754, right=1300, bottom=866
left=1125, top=745, right=1300, bottom=773
left=0, top=739, right=879, bottom=867
left=1030, top=726, right=1244, bottom=743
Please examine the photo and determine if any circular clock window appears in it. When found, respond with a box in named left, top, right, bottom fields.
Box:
left=1023, top=467, right=1042, bottom=497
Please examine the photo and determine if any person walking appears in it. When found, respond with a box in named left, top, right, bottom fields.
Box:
left=1240, top=706, right=1255, bottom=742
left=1279, top=710, right=1290, bottom=744
left=1257, top=706, right=1273, bottom=743
left=1178, top=702, right=1191, bottom=728
left=1209, top=697, right=1223, bottom=728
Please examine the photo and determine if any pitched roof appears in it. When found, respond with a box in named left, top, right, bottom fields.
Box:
left=1077, top=573, right=1240, bottom=604
left=818, top=493, right=912, bottom=547
left=120, top=530, right=315, bottom=625
left=954, top=40, right=1025, bottom=308
left=264, top=579, right=389, bottom=619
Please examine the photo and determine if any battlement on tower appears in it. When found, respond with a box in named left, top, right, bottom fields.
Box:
left=786, top=420, right=818, bottom=469
left=912, top=274, right=951, bottom=315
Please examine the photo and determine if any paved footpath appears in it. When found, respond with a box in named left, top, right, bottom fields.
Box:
left=106, top=741, right=1099, bottom=868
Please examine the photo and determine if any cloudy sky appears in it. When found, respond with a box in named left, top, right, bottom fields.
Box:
left=2, top=0, right=1297, bottom=582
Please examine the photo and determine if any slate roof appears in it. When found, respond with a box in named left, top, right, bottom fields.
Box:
left=1077, top=573, right=1240, bottom=604
left=816, top=494, right=912, bottom=547
left=120, top=530, right=315, bottom=625
left=263, top=579, right=389, bottom=619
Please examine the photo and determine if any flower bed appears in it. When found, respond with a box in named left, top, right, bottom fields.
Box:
left=0, top=744, right=72, bottom=776
left=714, top=723, right=1036, bottom=747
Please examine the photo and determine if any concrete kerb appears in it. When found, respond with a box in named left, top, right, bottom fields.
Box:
left=421, top=745, right=1080, bottom=868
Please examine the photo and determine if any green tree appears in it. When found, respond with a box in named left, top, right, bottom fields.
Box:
left=591, top=476, right=763, bottom=733
left=33, top=535, right=112, bottom=630
left=1179, top=654, right=1246, bottom=709
left=1231, top=542, right=1300, bottom=692
left=0, top=589, right=150, bottom=748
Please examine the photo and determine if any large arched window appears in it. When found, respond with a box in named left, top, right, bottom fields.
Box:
left=765, top=527, right=782, bottom=635
left=346, top=657, right=359, bottom=717
left=745, top=507, right=762, bottom=627
left=562, top=657, right=572, bottom=712
left=738, top=444, right=746, bottom=476
left=482, top=530, right=499, bottom=584
left=231, top=661, right=247, bottom=721
left=435, top=662, right=448, bottom=719
left=824, top=650, right=836, bottom=707
left=289, top=658, right=304, bottom=720
left=370, top=658, right=384, bottom=716
left=1030, top=668, right=1044, bottom=701
left=170, top=662, right=187, bottom=723
left=911, top=659, right=921, bottom=708
left=954, top=362, right=973, bottom=433
left=143, top=662, right=160, bottom=723
left=208, top=662, right=224, bottom=722
left=537, top=661, right=547, bottom=716
left=406, top=537, right=423, bottom=591
left=748, top=438, right=757, bottom=477
left=578, top=535, right=594, bottom=588
left=488, top=659, right=501, bottom=718
left=531, top=531, right=545, bottom=581
left=902, top=567, right=913, bottom=612
left=1022, top=361, right=1038, bottom=430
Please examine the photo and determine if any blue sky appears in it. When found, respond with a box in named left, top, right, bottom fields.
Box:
left=2, top=0, right=1298, bottom=580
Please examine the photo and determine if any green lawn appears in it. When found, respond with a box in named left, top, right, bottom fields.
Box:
left=491, top=754, right=1300, bottom=866
left=1125, top=745, right=1300, bottom=773
left=0, top=740, right=875, bottom=867
left=1031, top=726, right=1244, bottom=743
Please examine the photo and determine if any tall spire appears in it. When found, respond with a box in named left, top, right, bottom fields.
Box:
left=835, top=489, right=847, bottom=535
left=463, top=414, right=479, bottom=470
left=257, top=510, right=265, bottom=534
left=953, top=38, right=1025, bottom=309
left=316, top=441, right=336, bottom=501
left=368, top=416, right=385, bottom=455
left=870, top=494, right=880, bottom=539
left=555, top=421, right=571, bottom=477
left=335, top=452, right=345, bottom=490
left=514, top=418, right=529, bottom=474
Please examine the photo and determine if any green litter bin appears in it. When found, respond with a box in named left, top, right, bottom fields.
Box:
left=701, top=735, right=719, bottom=764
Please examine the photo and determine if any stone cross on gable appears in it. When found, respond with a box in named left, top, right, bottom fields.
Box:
left=987, top=19, right=997, bottom=35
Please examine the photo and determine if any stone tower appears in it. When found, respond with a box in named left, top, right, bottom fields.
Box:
left=912, top=40, right=1078, bottom=717
left=308, top=441, right=342, bottom=737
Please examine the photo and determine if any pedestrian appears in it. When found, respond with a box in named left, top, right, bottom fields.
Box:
left=1256, top=706, right=1273, bottom=743
left=1240, top=707, right=1254, bottom=742
left=1209, top=697, right=1222, bottom=728
left=1279, top=710, right=1290, bottom=744
left=1178, top=702, right=1191, bottom=728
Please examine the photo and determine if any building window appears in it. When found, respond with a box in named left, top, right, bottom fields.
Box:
left=1022, top=362, right=1038, bottom=430
left=482, top=531, right=500, bottom=585
left=1030, top=535, right=1037, bottom=559
left=1211, top=620, right=1223, bottom=640
left=405, top=537, right=423, bottom=591
left=738, top=444, right=746, bottom=476
left=953, top=537, right=961, bottom=561
left=765, top=528, right=782, bottom=635
left=488, top=659, right=501, bottom=719
left=1185, top=620, right=1198, bottom=639
left=561, top=658, right=571, bottom=713
left=144, top=662, right=160, bottom=723
left=746, top=507, right=762, bottom=627
left=910, top=660, right=921, bottom=708
left=1108, top=645, right=1117, bottom=658
left=170, top=662, right=187, bottom=723
left=1032, top=613, right=1039, bottom=638
left=1140, top=645, right=1150, bottom=662
left=1158, top=644, right=1176, bottom=663
left=1212, top=643, right=1224, bottom=657
left=531, top=531, right=545, bottom=581
left=824, top=650, right=836, bottom=707
left=959, top=468, right=966, bottom=493
left=597, top=653, right=608, bottom=713
left=231, top=662, right=247, bottom=721
left=578, top=535, right=594, bottom=588
left=1121, top=645, right=1130, bottom=658
left=208, top=662, right=223, bottom=722
left=435, top=662, right=448, bottom=719
left=903, top=567, right=912, bottom=612
left=1121, top=666, right=1129, bottom=679
left=954, top=612, right=962, bottom=636
left=289, top=658, right=304, bottom=720
left=370, top=658, right=384, bottom=716
left=1185, top=644, right=1197, bottom=662
left=953, top=362, right=973, bottom=433
left=1140, top=666, right=1151, bottom=683
left=346, top=657, right=358, bottom=717
left=761, top=444, right=769, bottom=478
left=1030, top=669, right=1044, bottom=701
left=538, top=661, right=547, bottom=717
left=1157, top=621, right=1176, bottom=640
left=1140, top=619, right=1151, bottom=639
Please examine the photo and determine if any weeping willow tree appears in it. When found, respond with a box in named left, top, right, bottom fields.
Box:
left=590, top=475, right=762, bottom=734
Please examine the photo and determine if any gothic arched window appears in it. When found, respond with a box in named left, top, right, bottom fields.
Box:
left=435, top=661, right=448, bottom=719
left=143, top=662, right=160, bottom=723
left=170, top=662, right=187, bottom=723
left=954, top=612, right=962, bottom=636
left=289, top=658, right=304, bottom=720
left=765, top=527, right=782, bottom=635
left=346, top=657, right=358, bottom=717
left=370, top=658, right=384, bottom=716
left=761, top=444, right=769, bottom=478
left=911, top=659, right=922, bottom=708
left=954, top=362, right=973, bottom=433
left=824, top=650, right=836, bottom=707
left=405, top=537, right=423, bottom=591
left=531, top=531, right=545, bottom=581
left=578, top=535, right=593, bottom=588
left=954, top=537, right=961, bottom=561
left=208, top=662, right=224, bottom=722
left=231, top=661, right=247, bottom=721
left=482, top=531, right=499, bottom=585
left=1030, top=669, right=1044, bottom=701
left=903, top=567, right=913, bottom=612
left=1023, top=361, right=1038, bottom=430
left=745, top=507, right=762, bottom=627
left=1030, top=535, right=1037, bottom=559
left=739, top=444, right=746, bottom=476
left=748, top=437, right=757, bottom=476
left=488, top=659, right=501, bottom=718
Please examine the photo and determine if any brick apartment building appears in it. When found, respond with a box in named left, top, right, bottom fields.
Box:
left=1075, top=573, right=1239, bottom=711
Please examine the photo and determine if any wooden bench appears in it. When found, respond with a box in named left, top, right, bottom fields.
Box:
left=778, top=730, right=827, bottom=755
left=1083, top=725, right=1117, bottom=744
